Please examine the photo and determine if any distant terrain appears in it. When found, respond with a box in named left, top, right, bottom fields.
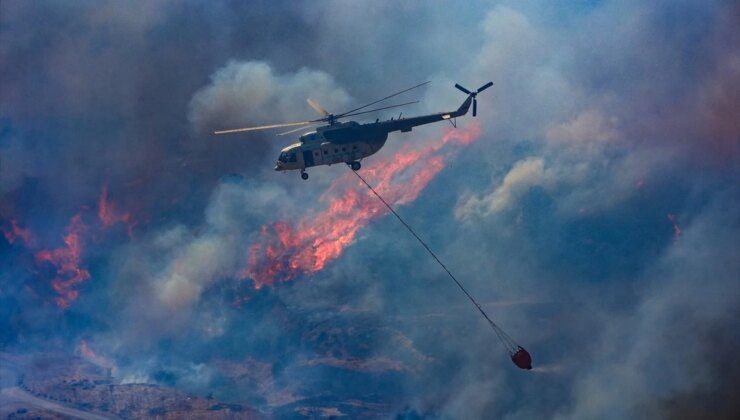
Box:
left=0, top=352, right=264, bottom=419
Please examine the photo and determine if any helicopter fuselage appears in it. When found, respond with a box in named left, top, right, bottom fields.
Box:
left=275, top=121, right=388, bottom=172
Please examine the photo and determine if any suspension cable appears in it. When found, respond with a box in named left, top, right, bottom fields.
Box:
left=350, top=169, right=519, bottom=354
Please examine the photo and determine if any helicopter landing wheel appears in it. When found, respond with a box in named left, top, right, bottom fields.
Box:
left=350, top=161, right=361, bottom=171
left=301, top=171, right=309, bottom=180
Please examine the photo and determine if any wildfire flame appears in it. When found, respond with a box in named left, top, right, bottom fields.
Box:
left=79, top=339, right=98, bottom=359
left=7, top=184, right=135, bottom=309
left=98, top=184, right=135, bottom=235
left=35, top=214, right=91, bottom=308
left=78, top=339, right=116, bottom=371
left=2, top=219, right=32, bottom=245
left=242, top=123, right=482, bottom=288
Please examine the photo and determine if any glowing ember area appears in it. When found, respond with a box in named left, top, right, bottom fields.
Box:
left=4, top=185, right=136, bottom=309
left=667, top=213, right=682, bottom=241
left=79, top=339, right=96, bottom=359
left=98, top=184, right=135, bottom=234
left=35, top=214, right=91, bottom=308
left=243, top=123, right=482, bottom=288
left=2, top=219, right=32, bottom=245
left=78, top=339, right=116, bottom=371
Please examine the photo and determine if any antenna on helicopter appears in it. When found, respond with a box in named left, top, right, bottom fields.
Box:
left=454, top=81, right=493, bottom=117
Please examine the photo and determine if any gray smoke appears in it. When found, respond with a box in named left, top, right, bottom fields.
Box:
left=1, top=1, right=738, bottom=418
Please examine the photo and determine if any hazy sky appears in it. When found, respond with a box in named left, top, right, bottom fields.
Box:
left=1, top=1, right=738, bottom=418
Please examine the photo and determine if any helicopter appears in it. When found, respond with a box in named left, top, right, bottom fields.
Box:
left=214, top=81, right=493, bottom=180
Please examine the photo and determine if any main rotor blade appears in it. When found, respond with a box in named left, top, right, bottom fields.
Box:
left=307, top=98, right=330, bottom=116
left=477, top=81, right=494, bottom=92
left=336, top=81, right=430, bottom=118
left=454, top=83, right=472, bottom=95
left=214, top=121, right=312, bottom=135
left=340, top=100, right=419, bottom=119
left=277, top=124, right=318, bottom=136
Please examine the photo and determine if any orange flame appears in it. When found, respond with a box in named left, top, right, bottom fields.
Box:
left=2, top=219, right=32, bottom=245
left=79, top=339, right=97, bottom=359
left=8, top=186, right=133, bottom=308
left=242, top=123, right=482, bottom=288
left=35, top=214, right=91, bottom=308
left=98, top=184, right=135, bottom=235
left=667, top=213, right=682, bottom=241
left=78, top=339, right=116, bottom=371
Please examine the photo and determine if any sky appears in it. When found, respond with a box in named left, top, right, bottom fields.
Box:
left=1, top=0, right=739, bottom=418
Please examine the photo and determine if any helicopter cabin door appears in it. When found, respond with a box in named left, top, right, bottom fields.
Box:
left=302, top=150, right=314, bottom=168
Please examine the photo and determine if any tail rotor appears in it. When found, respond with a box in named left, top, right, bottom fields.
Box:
left=455, top=81, right=493, bottom=117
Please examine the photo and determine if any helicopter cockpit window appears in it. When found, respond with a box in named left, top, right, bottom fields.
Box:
left=279, top=152, right=297, bottom=163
